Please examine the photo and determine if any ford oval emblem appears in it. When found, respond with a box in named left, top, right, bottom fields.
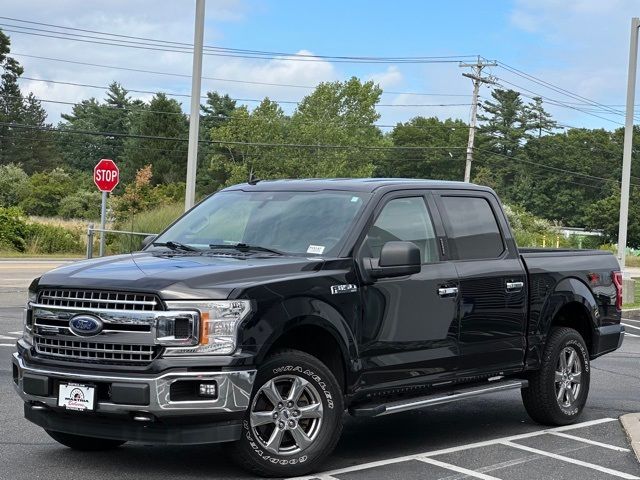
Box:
left=69, top=315, right=103, bottom=337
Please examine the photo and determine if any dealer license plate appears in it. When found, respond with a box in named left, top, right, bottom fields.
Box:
left=57, top=383, right=95, bottom=411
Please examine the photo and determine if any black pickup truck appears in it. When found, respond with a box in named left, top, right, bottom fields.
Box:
left=12, top=179, right=624, bottom=477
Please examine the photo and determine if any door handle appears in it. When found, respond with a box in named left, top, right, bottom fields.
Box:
left=506, top=281, right=524, bottom=291
left=438, top=287, right=458, bottom=297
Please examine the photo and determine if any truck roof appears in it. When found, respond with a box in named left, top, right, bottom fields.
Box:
left=223, top=178, right=493, bottom=193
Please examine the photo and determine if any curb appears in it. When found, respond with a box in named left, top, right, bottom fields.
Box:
left=621, top=414, right=640, bottom=461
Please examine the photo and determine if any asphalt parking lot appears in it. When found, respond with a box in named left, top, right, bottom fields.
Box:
left=0, top=260, right=638, bottom=479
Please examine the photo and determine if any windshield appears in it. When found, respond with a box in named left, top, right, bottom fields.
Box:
left=152, top=190, right=370, bottom=256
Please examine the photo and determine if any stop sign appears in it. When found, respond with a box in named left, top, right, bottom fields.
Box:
left=94, top=159, right=119, bottom=192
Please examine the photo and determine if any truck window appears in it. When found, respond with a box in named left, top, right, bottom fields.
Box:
left=364, top=197, right=438, bottom=263
left=440, top=196, right=504, bottom=260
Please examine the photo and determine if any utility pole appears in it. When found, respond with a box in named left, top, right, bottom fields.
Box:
left=460, top=57, right=497, bottom=183
left=184, top=0, right=206, bottom=211
left=618, top=17, right=640, bottom=277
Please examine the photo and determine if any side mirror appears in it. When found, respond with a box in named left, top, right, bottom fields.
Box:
left=141, top=235, right=157, bottom=250
left=368, top=241, right=421, bottom=279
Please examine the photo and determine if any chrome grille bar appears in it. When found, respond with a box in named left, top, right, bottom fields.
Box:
left=38, top=289, right=161, bottom=311
left=34, top=335, right=157, bottom=363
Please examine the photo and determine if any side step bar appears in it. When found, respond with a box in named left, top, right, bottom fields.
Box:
left=349, top=379, right=529, bottom=417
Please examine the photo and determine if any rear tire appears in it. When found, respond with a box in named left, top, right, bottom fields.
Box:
left=46, top=430, right=126, bottom=451
left=230, top=349, right=344, bottom=477
left=521, top=327, right=590, bottom=425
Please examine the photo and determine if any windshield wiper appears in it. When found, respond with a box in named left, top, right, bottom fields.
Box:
left=208, top=243, right=284, bottom=255
left=152, top=241, right=199, bottom=252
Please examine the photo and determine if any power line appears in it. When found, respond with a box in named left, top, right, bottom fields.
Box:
left=12, top=55, right=470, bottom=99
left=1, top=122, right=468, bottom=151
left=490, top=77, right=627, bottom=126
left=473, top=147, right=638, bottom=187
left=1, top=16, right=479, bottom=63
left=16, top=76, right=471, bottom=108
left=1, top=24, right=474, bottom=64
left=496, top=62, right=627, bottom=118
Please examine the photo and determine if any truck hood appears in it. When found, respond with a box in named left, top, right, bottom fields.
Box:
left=35, top=252, right=329, bottom=300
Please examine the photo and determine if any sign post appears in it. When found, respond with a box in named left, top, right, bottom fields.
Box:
left=93, top=159, right=120, bottom=257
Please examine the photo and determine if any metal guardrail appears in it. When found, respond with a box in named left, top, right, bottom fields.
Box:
left=86, top=223, right=156, bottom=259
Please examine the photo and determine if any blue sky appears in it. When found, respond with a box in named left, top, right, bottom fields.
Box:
left=2, top=0, right=639, bottom=130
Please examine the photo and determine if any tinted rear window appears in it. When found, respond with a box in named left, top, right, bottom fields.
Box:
left=440, top=196, right=504, bottom=260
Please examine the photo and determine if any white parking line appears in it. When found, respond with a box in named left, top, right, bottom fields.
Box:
left=624, top=332, right=640, bottom=338
left=501, top=441, right=639, bottom=479
left=290, top=418, right=619, bottom=480
left=416, top=458, right=501, bottom=479
left=0, top=335, right=17, bottom=340
left=8, top=331, right=22, bottom=335
left=622, top=323, right=640, bottom=331
left=548, top=431, right=630, bottom=452
left=622, top=318, right=640, bottom=323
left=0, top=343, right=15, bottom=347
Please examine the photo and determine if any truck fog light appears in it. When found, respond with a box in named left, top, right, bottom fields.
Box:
left=199, top=382, right=217, bottom=398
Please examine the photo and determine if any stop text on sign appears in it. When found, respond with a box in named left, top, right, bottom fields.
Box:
left=95, top=169, right=118, bottom=182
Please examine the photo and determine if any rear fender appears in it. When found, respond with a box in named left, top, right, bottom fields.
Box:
left=526, top=277, right=598, bottom=368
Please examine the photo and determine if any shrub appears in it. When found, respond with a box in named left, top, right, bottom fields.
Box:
left=0, top=207, right=29, bottom=252
left=59, top=190, right=102, bottom=220
left=24, top=222, right=83, bottom=254
left=0, top=164, right=29, bottom=207
left=20, top=168, right=75, bottom=216
left=110, top=202, right=183, bottom=254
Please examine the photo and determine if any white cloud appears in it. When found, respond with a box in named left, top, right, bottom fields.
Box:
left=507, top=0, right=638, bottom=128
left=369, top=66, right=403, bottom=89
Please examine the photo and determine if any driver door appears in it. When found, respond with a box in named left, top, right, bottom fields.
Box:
left=356, top=192, right=460, bottom=393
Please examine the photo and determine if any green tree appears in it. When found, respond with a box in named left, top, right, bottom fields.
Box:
left=58, top=82, right=134, bottom=172
left=289, top=77, right=385, bottom=178
left=585, top=186, right=640, bottom=248
left=0, top=30, right=57, bottom=172
left=378, top=117, right=468, bottom=180
left=122, top=93, right=188, bottom=184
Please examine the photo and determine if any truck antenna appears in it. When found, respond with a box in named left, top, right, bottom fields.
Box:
left=248, top=166, right=261, bottom=185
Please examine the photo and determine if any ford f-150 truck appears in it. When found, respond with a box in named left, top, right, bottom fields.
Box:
left=12, top=179, right=624, bottom=477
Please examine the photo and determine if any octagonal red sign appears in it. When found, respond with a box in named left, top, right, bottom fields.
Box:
left=94, top=159, right=119, bottom=192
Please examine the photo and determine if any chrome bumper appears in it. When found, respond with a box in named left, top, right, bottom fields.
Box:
left=12, top=352, right=256, bottom=417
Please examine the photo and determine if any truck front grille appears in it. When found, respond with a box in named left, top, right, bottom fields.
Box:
left=38, top=289, right=161, bottom=311
left=34, top=335, right=158, bottom=364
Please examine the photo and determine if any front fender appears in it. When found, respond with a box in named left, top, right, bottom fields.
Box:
left=240, top=295, right=358, bottom=373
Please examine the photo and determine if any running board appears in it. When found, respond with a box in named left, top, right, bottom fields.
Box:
left=349, top=379, right=529, bottom=417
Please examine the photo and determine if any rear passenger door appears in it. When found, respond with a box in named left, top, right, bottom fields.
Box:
left=434, top=191, right=528, bottom=376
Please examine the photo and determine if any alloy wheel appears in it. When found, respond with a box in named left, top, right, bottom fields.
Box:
left=249, top=374, right=324, bottom=456
left=555, top=346, right=582, bottom=408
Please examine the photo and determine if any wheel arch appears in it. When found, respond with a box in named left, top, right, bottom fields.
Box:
left=541, top=277, right=599, bottom=355
left=252, top=296, right=358, bottom=393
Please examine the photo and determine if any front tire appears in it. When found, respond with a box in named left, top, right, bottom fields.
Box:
left=46, top=430, right=126, bottom=451
left=522, top=327, right=590, bottom=425
left=231, top=349, right=344, bottom=477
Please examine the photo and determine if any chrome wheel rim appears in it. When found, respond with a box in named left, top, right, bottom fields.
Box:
left=250, top=375, right=324, bottom=456
left=555, top=346, right=582, bottom=408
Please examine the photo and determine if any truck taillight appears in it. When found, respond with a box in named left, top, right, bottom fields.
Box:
left=612, top=271, right=623, bottom=311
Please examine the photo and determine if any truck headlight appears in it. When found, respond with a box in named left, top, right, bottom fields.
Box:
left=23, top=289, right=37, bottom=345
left=163, top=300, right=251, bottom=355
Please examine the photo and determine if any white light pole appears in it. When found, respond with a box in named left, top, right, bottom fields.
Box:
left=617, top=17, right=640, bottom=275
left=184, top=0, right=206, bottom=211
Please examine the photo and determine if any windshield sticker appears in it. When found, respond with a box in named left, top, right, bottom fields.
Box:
left=307, top=245, right=325, bottom=254
left=351, top=196, right=360, bottom=203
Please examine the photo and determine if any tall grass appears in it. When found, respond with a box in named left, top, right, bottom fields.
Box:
left=109, top=203, right=184, bottom=254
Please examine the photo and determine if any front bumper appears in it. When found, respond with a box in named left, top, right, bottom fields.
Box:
left=12, top=352, right=256, bottom=444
